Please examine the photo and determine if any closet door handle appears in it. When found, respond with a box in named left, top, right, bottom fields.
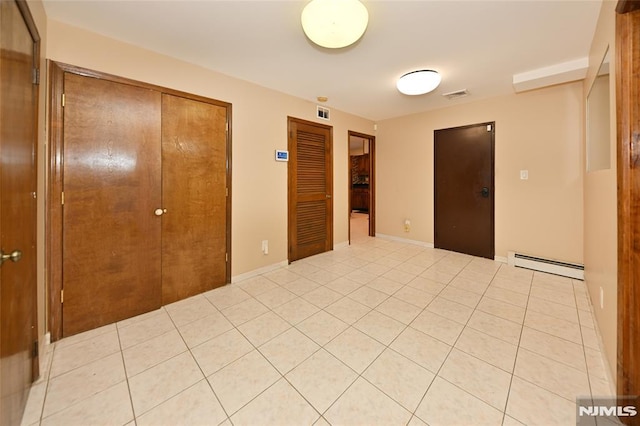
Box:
left=154, top=208, right=167, bottom=216
left=0, top=250, right=22, bottom=265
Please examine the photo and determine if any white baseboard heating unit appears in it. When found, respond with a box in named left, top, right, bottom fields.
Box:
left=507, top=251, right=584, bottom=280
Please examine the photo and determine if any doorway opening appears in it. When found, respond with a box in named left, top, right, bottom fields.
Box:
left=348, top=131, right=375, bottom=243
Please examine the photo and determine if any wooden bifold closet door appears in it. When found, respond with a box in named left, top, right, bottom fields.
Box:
left=161, top=94, right=228, bottom=305
left=55, top=67, right=230, bottom=337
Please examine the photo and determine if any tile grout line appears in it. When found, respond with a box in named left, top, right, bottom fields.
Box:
left=114, top=318, right=139, bottom=426
left=499, top=265, right=534, bottom=426
left=409, top=256, right=507, bottom=425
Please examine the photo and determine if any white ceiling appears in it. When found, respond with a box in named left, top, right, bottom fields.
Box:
left=42, top=0, right=602, bottom=121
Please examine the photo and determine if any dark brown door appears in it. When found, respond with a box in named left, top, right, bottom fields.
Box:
left=161, top=94, right=228, bottom=304
left=434, top=122, right=495, bottom=259
left=288, top=117, right=333, bottom=262
left=0, top=1, right=39, bottom=424
left=62, top=73, right=163, bottom=336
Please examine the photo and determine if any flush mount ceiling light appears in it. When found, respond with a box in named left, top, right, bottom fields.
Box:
left=397, top=70, right=442, bottom=95
left=301, top=0, right=369, bottom=49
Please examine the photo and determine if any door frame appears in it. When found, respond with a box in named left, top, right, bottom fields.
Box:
left=347, top=131, right=376, bottom=243
left=433, top=122, right=495, bottom=259
left=47, top=62, right=233, bottom=341
left=615, top=1, right=640, bottom=415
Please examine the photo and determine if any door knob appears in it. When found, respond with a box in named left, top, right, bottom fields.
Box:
left=154, top=208, right=167, bottom=216
left=480, top=187, right=490, bottom=198
left=0, top=250, right=22, bottom=265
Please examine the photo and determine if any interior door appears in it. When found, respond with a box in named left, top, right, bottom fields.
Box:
left=434, top=122, right=495, bottom=259
left=288, top=117, right=333, bottom=262
left=161, top=94, right=228, bottom=304
left=0, top=1, right=39, bottom=424
left=62, top=73, right=162, bottom=336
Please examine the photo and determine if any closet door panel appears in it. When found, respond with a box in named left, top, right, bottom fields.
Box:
left=161, top=94, right=227, bottom=304
left=62, top=73, right=162, bottom=336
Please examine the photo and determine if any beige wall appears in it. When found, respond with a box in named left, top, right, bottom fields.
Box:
left=583, top=0, right=617, bottom=382
left=45, top=20, right=374, bottom=282
left=376, top=82, right=584, bottom=264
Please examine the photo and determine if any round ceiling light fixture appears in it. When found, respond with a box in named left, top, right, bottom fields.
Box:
left=396, top=70, right=442, bottom=95
left=301, top=0, right=369, bottom=49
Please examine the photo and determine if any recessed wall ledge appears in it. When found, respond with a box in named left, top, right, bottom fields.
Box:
left=512, top=57, right=589, bottom=93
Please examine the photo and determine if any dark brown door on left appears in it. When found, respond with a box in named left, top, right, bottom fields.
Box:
left=0, top=1, right=39, bottom=424
left=62, top=73, right=163, bottom=336
left=434, top=122, right=495, bottom=259
left=288, top=117, right=333, bottom=262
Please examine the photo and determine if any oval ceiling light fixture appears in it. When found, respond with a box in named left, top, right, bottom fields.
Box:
left=397, top=70, right=442, bottom=95
left=301, top=0, right=369, bottom=49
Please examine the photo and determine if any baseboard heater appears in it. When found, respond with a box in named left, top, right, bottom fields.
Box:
left=507, top=251, right=584, bottom=280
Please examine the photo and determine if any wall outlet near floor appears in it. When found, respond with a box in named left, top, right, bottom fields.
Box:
left=262, top=240, right=269, bottom=255
left=404, top=219, right=411, bottom=233
left=600, top=286, right=604, bottom=309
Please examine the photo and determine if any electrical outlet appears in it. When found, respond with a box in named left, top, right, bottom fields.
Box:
left=404, top=219, right=410, bottom=233
left=520, top=170, right=529, bottom=180
left=261, top=240, right=269, bottom=255
left=600, top=286, right=604, bottom=309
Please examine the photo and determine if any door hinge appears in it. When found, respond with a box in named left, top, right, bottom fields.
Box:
left=61, top=191, right=65, bottom=205
left=487, top=124, right=492, bottom=132
left=60, top=289, right=64, bottom=303
left=33, top=341, right=39, bottom=357
left=225, top=253, right=228, bottom=262
left=32, top=68, right=40, bottom=85
left=226, top=122, right=229, bottom=132
left=62, top=93, right=65, bottom=107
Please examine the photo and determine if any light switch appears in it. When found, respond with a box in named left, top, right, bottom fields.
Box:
left=520, top=170, right=529, bottom=180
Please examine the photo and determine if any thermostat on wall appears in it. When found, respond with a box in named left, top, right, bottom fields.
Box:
left=275, top=150, right=289, bottom=162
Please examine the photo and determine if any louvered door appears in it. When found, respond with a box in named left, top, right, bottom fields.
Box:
left=288, top=117, right=333, bottom=262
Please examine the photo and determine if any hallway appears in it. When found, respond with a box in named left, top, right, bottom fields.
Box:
left=22, top=237, right=613, bottom=425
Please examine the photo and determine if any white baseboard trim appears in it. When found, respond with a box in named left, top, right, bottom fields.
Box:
left=589, top=299, right=618, bottom=396
left=375, top=233, right=435, bottom=248
left=334, top=241, right=349, bottom=250
left=494, top=256, right=508, bottom=264
left=231, top=260, right=288, bottom=283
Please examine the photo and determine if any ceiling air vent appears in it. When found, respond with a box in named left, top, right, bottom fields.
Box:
left=317, top=105, right=330, bottom=120
left=442, top=89, right=469, bottom=100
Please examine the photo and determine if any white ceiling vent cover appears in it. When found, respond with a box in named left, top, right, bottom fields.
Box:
left=317, top=105, right=330, bottom=120
left=442, top=89, right=469, bottom=100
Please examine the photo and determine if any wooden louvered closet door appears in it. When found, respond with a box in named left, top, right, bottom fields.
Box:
left=288, top=117, right=333, bottom=262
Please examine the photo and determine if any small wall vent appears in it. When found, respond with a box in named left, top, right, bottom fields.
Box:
left=442, top=89, right=469, bottom=100
left=317, top=105, right=330, bottom=120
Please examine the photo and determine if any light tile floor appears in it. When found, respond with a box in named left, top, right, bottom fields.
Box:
left=22, top=236, right=614, bottom=426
